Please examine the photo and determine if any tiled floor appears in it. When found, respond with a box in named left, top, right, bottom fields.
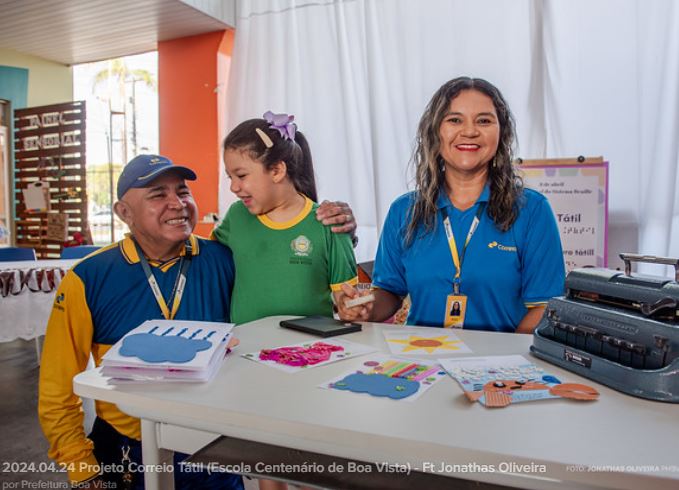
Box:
left=0, top=338, right=262, bottom=489
left=0, top=339, right=68, bottom=485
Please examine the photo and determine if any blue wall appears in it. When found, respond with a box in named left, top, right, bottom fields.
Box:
left=0, top=65, right=28, bottom=109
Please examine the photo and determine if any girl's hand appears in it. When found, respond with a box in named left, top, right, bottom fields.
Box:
left=335, top=283, right=373, bottom=322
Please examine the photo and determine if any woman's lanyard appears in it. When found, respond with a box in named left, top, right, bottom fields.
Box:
left=133, top=239, right=193, bottom=320
left=442, top=203, right=486, bottom=295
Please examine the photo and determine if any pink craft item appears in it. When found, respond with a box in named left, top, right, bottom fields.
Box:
left=259, top=342, right=344, bottom=366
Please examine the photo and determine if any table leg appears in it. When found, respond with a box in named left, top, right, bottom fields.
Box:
left=141, top=418, right=175, bottom=490
left=34, top=336, right=41, bottom=364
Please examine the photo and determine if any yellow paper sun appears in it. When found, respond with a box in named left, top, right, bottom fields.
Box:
left=388, top=335, right=463, bottom=354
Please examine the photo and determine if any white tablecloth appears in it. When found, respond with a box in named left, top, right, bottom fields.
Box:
left=0, top=259, right=77, bottom=342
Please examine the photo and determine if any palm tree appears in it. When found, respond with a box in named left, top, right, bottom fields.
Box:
left=92, top=58, right=156, bottom=242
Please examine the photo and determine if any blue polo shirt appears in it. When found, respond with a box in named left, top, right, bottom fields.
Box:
left=72, top=235, right=235, bottom=344
left=373, top=186, right=565, bottom=332
left=39, top=234, right=237, bottom=484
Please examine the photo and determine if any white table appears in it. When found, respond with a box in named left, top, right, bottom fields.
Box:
left=0, top=259, right=76, bottom=345
left=74, top=317, right=679, bottom=490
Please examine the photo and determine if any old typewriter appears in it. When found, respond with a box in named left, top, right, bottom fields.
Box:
left=531, top=253, right=679, bottom=402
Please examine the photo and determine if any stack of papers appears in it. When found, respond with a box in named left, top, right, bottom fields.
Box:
left=101, top=320, right=234, bottom=384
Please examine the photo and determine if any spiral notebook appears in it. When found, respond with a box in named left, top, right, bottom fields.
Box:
left=101, top=319, right=234, bottom=383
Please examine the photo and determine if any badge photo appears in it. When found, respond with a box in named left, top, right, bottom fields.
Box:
left=444, top=294, right=467, bottom=328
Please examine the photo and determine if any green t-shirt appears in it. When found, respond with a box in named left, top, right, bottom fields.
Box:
left=213, top=196, right=357, bottom=324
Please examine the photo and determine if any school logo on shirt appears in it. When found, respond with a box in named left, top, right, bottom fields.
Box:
left=488, top=241, right=517, bottom=252
left=291, top=235, right=313, bottom=256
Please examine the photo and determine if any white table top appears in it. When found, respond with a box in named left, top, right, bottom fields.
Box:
left=74, top=317, right=679, bottom=490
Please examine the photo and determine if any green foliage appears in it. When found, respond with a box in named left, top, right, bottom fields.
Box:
left=92, top=58, right=156, bottom=94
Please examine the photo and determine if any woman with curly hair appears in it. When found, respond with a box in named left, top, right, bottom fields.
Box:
left=338, top=77, right=565, bottom=333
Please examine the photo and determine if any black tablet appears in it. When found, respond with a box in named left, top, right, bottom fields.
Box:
left=279, top=316, right=362, bottom=338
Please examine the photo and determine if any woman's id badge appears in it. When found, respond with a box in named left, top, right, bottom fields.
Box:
left=444, top=294, right=467, bottom=328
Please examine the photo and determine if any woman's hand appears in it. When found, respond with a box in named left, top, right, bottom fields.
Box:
left=335, top=283, right=373, bottom=322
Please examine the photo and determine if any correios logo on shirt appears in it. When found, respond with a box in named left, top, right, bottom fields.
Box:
left=488, top=241, right=517, bottom=252
left=291, top=235, right=313, bottom=256
left=53, top=292, right=65, bottom=311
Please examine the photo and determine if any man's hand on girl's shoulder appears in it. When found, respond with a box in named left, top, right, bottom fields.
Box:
left=316, top=200, right=358, bottom=244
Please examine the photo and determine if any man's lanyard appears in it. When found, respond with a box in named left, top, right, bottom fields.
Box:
left=442, top=203, right=486, bottom=294
left=133, top=239, right=193, bottom=320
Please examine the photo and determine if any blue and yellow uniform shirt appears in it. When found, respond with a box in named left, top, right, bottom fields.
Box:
left=38, top=235, right=234, bottom=484
left=373, top=186, right=565, bottom=331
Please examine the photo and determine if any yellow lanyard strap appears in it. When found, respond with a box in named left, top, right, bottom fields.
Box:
left=442, top=203, right=486, bottom=293
left=134, top=240, right=193, bottom=320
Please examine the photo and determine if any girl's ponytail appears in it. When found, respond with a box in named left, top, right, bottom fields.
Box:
left=291, top=131, right=318, bottom=202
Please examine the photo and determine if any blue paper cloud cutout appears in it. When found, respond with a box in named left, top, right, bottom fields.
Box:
left=332, top=373, right=419, bottom=399
left=119, top=333, right=212, bottom=363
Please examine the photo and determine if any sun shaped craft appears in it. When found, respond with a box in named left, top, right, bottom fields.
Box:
left=388, top=335, right=464, bottom=354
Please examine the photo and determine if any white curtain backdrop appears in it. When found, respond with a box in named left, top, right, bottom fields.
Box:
left=221, top=0, right=679, bottom=271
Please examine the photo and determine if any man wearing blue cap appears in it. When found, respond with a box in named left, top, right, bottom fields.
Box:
left=38, top=154, right=356, bottom=489
left=39, top=154, right=243, bottom=489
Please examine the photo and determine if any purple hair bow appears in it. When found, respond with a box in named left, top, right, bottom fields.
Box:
left=263, top=111, right=297, bottom=141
